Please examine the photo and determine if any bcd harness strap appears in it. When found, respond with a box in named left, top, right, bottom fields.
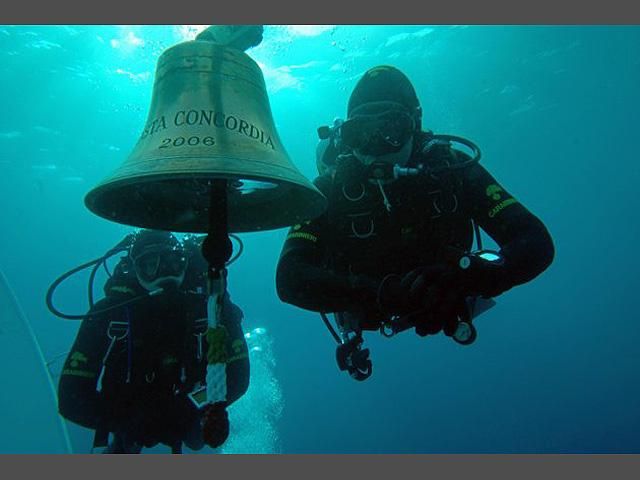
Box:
left=93, top=318, right=129, bottom=451
left=96, top=320, right=129, bottom=393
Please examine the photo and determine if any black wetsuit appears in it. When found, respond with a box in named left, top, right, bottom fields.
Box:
left=276, top=133, right=555, bottom=331
left=58, top=272, right=249, bottom=453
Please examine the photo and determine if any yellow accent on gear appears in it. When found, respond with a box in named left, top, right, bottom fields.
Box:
left=286, top=232, right=318, bottom=243
left=232, top=339, right=246, bottom=354
left=486, top=184, right=504, bottom=201
left=162, top=356, right=178, bottom=366
left=488, top=198, right=518, bottom=218
left=109, top=286, right=136, bottom=295
left=227, top=353, right=249, bottom=363
left=70, top=351, right=88, bottom=363
left=62, top=369, right=96, bottom=378
left=206, top=326, right=229, bottom=364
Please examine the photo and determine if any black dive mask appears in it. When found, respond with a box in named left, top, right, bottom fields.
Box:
left=341, top=110, right=416, bottom=156
left=132, top=246, right=187, bottom=285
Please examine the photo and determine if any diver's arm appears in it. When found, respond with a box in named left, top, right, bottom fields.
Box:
left=57, top=302, right=111, bottom=430
left=277, top=246, right=377, bottom=313
left=464, top=163, right=555, bottom=296
left=276, top=212, right=379, bottom=313
left=276, top=173, right=379, bottom=313
left=222, top=299, right=250, bottom=405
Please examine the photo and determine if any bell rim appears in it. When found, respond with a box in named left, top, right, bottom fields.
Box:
left=85, top=167, right=322, bottom=196
left=84, top=172, right=327, bottom=234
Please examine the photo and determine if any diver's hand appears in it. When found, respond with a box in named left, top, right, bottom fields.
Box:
left=376, top=265, right=449, bottom=315
left=381, top=254, right=507, bottom=336
left=406, top=259, right=502, bottom=337
left=202, top=401, right=229, bottom=448
left=412, top=284, right=465, bottom=337
left=385, top=264, right=463, bottom=337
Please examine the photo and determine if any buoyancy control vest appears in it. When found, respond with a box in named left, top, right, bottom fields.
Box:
left=319, top=132, right=477, bottom=278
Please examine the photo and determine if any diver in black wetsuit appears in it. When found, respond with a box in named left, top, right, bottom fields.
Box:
left=57, top=230, right=249, bottom=453
left=276, top=66, right=555, bottom=379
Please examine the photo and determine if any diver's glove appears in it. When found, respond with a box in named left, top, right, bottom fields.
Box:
left=202, top=401, right=229, bottom=448
left=387, top=252, right=508, bottom=337
left=376, top=265, right=450, bottom=315
left=407, top=268, right=467, bottom=337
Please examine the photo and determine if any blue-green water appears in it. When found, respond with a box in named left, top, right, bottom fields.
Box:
left=0, top=25, right=638, bottom=453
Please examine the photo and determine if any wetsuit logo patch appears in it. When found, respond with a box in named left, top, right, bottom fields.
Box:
left=292, top=220, right=311, bottom=231
left=69, top=351, right=88, bottom=368
left=229, top=339, right=248, bottom=362
left=486, top=184, right=504, bottom=201
left=63, top=352, right=95, bottom=378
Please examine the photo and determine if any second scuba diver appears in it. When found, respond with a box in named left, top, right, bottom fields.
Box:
left=55, top=230, right=250, bottom=453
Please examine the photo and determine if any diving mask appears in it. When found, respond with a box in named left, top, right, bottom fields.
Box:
left=341, top=109, right=416, bottom=156
left=132, top=244, right=188, bottom=291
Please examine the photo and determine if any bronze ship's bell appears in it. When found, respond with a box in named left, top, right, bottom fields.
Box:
left=85, top=39, right=326, bottom=233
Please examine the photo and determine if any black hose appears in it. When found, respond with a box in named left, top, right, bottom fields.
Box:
left=102, top=257, right=113, bottom=278
left=88, top=257, right=102, bottom=309
left=47, top=264, right=149, bottom=321
left=422, top=134, right=482, bottom=174
left=435, top=134, right=482, bottom=164
left=46, top=257, right=104, bottom=320
left=46, top=235, right=136, bottom=321
left=320, top=312, right=342, bottom=344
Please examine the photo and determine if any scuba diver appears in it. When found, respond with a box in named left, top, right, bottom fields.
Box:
left=276, top=65, right=555, bottom=381
left=54, top=230, right=249, bottom=453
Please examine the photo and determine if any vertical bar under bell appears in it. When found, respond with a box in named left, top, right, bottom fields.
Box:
left=202, top=179, right=232, bottom=406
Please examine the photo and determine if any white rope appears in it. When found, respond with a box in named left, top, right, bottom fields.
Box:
left=206, top=293, right=227, bottom=404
